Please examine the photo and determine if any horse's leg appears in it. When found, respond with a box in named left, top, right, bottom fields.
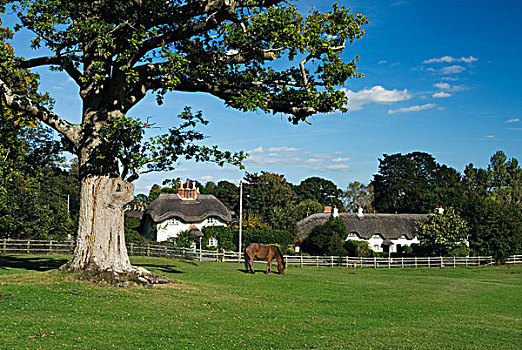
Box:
left=244, top=251, right=250, bottom=272
left=266, top=257, right=272, bottom=274
left=249, top=255, right=255, bottom=274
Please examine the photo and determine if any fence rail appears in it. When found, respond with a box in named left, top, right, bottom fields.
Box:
left=1, top=239, right=521, bottom=269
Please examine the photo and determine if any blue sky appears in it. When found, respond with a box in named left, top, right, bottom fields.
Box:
left=6, top=0, right=522, bottom=194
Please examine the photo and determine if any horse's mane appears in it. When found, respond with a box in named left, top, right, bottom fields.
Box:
left=274, top=245, right=286, bottom=269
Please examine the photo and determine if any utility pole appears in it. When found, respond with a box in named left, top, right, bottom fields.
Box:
left=238, top=179, right=243, bottom=263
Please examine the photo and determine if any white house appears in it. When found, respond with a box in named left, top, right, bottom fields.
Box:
left=297, top=208, right=427, bottom=254
left=142, top=180, right=231, bottom=243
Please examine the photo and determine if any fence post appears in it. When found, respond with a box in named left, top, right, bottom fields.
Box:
left=147, top=243, right=150, bottom=257
left=428, top=256, right=431, bottom=268
left=401, top=257, right=404, bottom=269
left=440, top=256, right=443, bottom=268
left=360, top=257, right=363, bottom=268
left=345, top=256, right=349, bottom=268
left=465, top=256, right=468, bottom=267
left=316, top=256, right=318, bottom=267
left=27, top=240, right=30, bottom=254
left=300, top=255, right=303, bottom=268
left=3, top=239, right=6, bottom=254
left=478, top=256, right=481, bottom=266
left=414, top=256, right=417, bottom=268
left=330, top=256, right=334, bottom=267
left=388, top=257, right=391, bottom=269
left=49, top=240, right=53, bottom=254
left=374, top=256, right=377, bottom=269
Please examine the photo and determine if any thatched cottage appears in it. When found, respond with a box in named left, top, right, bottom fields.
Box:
left=142, top=180, right=231, bottom=242
left=297, top=207, right=427, bottom=253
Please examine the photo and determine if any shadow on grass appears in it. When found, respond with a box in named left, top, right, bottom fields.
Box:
left=238, top=268, right=271, bottom=274
left=0, top=255, right=68, bottom=272
left=136, top=263, right=184, bottom=274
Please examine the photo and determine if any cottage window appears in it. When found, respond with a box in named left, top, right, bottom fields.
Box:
left=371, top=234, right=381, bottom=239
left=208, top=237, right=218, bottom=247
left=170, top=219, right=179, bottom=225
left=207, top=217, right=218, bottom=224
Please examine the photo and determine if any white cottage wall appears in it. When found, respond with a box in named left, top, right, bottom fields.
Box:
left=156, top=217, right=227, bottom=242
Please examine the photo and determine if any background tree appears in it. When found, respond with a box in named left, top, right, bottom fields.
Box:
left=1, top=1, right=368, bottom=276
left=461, top=151, right=521, bottom=261
left=240, top=228, right=295, bottom=249
left=294, top=177, right=345, bottom=211
left=293, top=199, right=323, bottom=222
left=201, top=180, right=239, bottom=214
left=415, top=207, right=470, bottom=257
left=243, top=172, right=298, bottom=230
left=344, top=181, right=373, bottom=213
left=371, top=152, right=463, bottom=213
left=301, top=216, right=348, bottom=256
left=1, top=13, right=77, bottom=239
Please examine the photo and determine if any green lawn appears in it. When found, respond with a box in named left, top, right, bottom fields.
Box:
left=0, top=255, right=520, bottom=349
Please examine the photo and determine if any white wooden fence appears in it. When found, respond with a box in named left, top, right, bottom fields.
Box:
left=1, top=239, right=521, bottom=268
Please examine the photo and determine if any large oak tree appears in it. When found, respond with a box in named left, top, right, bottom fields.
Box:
left=0, top=0, right=367, bottom=277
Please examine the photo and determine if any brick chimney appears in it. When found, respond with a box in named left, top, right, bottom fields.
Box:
left=178, top=179, right=199, bottom=200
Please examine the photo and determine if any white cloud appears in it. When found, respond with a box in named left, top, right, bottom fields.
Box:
left=434, top=82, right=451, bottom=90
left=313, top=164, right=350, bottom=172
left=199, top=175, right=214, bottom=181
left=332, top=157, right=352, bottom=163
left=505, top=118, right=520, bottom=123
left=248, top=146, right=264, bottom=154
left=433, top=92, right=452, bottom=98
left=307, top=153, right=334, bottom=159
left=486, top=135, right=495, bottom=139
left=388, top=103, right=437, bottom=114
left=460, top=56, right=479, bottom=63
left=305, top=158, right=324, bottom=164
left=423, top=56, right=478, bottom=64
left=343, top=85, right=412, bottom=111
left=267, top=146, right=300, bottom=152
left=433, top=82, right=467, bottom=91
left=440, top=65, right=466, bottom=74
left=441, top=76, right=459, bottom=81
left=378, top=60, right=388, bottom=64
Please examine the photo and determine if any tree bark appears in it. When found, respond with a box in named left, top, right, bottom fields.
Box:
left=62, top=175, right=135, bottom=273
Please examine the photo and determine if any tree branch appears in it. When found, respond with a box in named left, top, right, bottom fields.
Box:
left=127, top=0, right=284, bottom=67
left=0, top=78, right=80, bottom=146
left=145, top=78, right=317, bottom=120
left=19, top=56, right=83, bottom=86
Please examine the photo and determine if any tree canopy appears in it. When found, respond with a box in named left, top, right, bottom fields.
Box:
left=371, top=152, right=463, bottom=213
left=1, top=0, right=368, bottom=275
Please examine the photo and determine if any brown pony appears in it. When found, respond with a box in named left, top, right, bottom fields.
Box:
left=244, top=243, right=286, bottom=274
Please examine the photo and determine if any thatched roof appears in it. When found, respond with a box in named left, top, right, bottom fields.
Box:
left=146, top=193, right=232, bottom=224
left=296, top=213, right=428, bottom=241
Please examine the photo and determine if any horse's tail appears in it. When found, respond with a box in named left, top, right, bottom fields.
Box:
left=275, top=245, right=286, bottom=269
left=244, top=246, right=250, bottom=270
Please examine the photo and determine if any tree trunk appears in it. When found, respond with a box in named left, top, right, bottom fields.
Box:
left=62, top=175, right=135, bottom=273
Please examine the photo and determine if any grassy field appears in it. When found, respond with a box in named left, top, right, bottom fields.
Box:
left=0, top=255, right=520, bottom=349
